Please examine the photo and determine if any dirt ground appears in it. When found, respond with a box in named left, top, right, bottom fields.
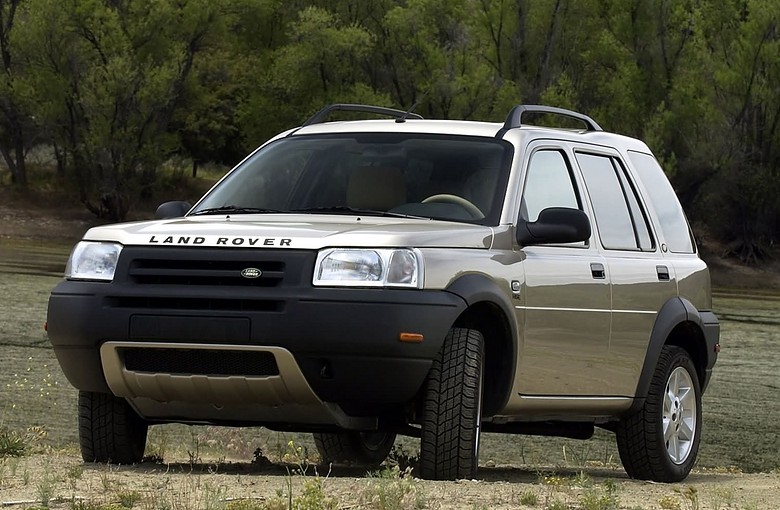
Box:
left=0, top=193, right=98, bottom=245
left=1, top=453, right=779, bottom=510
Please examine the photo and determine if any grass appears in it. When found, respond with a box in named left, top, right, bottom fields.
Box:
left=0, top=427, right=27, bottom=457
left=472, top=293, right=780, bottom=474
left=1, top=262, right=779, bottom=470
left=0, top=449, right=770, bottom=509
left=0, top=271, right=78, bottom=443
left=0, top=240, right=73, bottom=276
left=361, top=466, right=427, bottom=509
left=0, top=246, right=778, bottom=508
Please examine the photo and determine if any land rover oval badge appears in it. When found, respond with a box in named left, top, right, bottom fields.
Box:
left=241, top=268, right=262, bottom=279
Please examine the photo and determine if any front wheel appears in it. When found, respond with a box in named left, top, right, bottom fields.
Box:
left=419, top=327, right=484, bottom=480
left=78, top=391, right=148, bottom=464
left=313, top=431, right=396, bottom=467
left=616, top=345, right=702, bottom=482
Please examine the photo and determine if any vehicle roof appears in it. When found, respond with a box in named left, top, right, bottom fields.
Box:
left=288, top=119, right=652, bottom=152
left=292, top=119, right=504, bottom=137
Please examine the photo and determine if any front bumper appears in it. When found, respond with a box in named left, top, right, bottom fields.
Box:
left=47, top=247, right=466, bottom=426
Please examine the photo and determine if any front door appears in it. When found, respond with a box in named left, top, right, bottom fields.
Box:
left=515, top=147, right=612, bottom=396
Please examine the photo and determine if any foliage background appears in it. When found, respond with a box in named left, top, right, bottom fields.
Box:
left=0, top=0, right=778, bottom=260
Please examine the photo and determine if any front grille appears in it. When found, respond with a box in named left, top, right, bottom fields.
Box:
left=107, top=247, right=315, bottom=313
left=128, top=258, right=285, bottom=287
left=122, top=348, right=279, bottom=376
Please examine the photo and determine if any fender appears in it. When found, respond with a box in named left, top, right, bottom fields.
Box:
left=628, top=296, right=719, bottom=414
left=445, top=273, right=518, bottom=416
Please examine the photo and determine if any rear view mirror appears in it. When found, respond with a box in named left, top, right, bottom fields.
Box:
left=517, top=207, right=591, bottom=245
left=155, top=201, right=192, bottom=219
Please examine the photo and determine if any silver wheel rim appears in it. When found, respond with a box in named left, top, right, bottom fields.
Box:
left=663, top=366, right=697, bottom=464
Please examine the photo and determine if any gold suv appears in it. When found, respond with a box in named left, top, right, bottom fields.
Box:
left=47, top=104, right=719, bottom=482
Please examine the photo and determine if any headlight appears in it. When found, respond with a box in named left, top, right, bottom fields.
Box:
left=313, top=248, right=422, bottom=288
left=65, top=241, right=122, bottom=281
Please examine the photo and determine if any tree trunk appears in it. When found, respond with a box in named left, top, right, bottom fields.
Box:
left=0, top=142, right=16, bottom=184
left=12, top=130, right=25, bottom=187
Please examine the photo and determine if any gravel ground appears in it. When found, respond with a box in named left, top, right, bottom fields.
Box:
left=1, top=453, right=779, bottom=509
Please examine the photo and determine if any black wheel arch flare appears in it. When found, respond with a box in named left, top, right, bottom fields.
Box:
left=445, top=274, right=517, bottom=417
left=628, top=296, right=719, bottom=414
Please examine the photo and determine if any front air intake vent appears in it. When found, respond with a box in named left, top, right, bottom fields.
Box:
left=107, top=296, right=284, bottom=312
left=122, top=348, right=280, bottom=377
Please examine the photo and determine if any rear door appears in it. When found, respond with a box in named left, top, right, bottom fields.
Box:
left=574, top=149, right=678, bottom=396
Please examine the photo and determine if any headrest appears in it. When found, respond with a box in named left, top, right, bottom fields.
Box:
left=347, top=167, right=406, bottom=210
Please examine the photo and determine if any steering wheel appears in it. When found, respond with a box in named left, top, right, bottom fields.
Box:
left=422, top=194, right=484, bottom=219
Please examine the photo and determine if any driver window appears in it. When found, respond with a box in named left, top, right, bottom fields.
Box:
left=521, top=150, right=580, bottom=221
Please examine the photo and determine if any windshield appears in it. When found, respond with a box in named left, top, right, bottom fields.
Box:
left=191, top=133, right=513, bottom=225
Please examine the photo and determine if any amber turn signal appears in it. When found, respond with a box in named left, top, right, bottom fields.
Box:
left=399, top=333, right=424, bottom=343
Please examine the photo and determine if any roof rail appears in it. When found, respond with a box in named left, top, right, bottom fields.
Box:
left=500, top=105, right=602, bottom=133
left=302, top=104, right=423, bottom=127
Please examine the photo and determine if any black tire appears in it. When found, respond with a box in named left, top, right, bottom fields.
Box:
left=419, top=327, right=484, bottom=480
left=78, top=391, right=148, bottom=464
left=313, top=431, right=396, bottom=467
left=616, top=345, right=702, bottom=482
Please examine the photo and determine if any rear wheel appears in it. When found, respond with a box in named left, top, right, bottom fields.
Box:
left=78, top=391, right=148, bottom=464
left=616, top=345, right=702, bottom=482
left=313, top=431, right=396, bottom=467
left=419, top=327, right=484, bottom=480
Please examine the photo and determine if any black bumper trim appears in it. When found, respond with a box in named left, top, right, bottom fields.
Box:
left=48, top=280, right=467, bottom=407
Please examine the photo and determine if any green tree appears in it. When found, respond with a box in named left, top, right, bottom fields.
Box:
left=700, top=0, right=780, bottom=261
left=0, top=0, right=776, bottom=257
left=173, top=48, right=248, bottom=177
left=0, top=0, right=34, bottom=187
left=14, top=0, right=226, bottom=219
left=374, top=0, right=519, bottom=120
left=239, top=6, right=389, bottom=144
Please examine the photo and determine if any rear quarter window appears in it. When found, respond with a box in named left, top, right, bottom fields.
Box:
left=628, top=151, right=695, bottom=254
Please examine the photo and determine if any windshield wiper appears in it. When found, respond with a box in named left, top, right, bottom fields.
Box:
left=193, top=205, right=425, bottom=218
left=190, top=205, right=283, bottom=216
left=290, top=206, right=423, bottom=219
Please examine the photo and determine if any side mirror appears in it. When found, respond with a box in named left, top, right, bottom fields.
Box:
left=155, top=201, right=192, bottom=219
left=517, top=207, right=591, bottom=246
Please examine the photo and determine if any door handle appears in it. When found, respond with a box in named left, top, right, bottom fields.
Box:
left=657, top=265, right=670, bottom=281
left=590, top=263, right=605, bottom=279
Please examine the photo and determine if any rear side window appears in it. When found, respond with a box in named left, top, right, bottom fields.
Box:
left=628, top=151, right=695, bottom=253
left=576, top=153, right=654, bottom=251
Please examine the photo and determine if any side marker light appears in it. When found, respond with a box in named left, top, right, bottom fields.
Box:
left=399, top=333, right=424, bottom=343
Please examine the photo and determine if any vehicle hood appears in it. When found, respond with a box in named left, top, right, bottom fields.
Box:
left=82, top=214, right=495, bottom=250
